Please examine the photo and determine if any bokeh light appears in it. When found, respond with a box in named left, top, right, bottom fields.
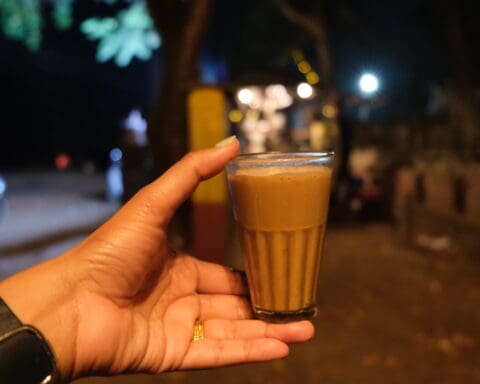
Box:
left=0, top=176, right=6, bottom=198
left=109, top=148, right=123, bottom=162
left=306, top=71, right=320, bottom=85
left=298, top=61, right=311, bottom=74
left=237, top=88, right=254, bottom=105
left=55, top=153, right=71, bottom=170
left=359, top=73, right=379, bottom=95
left=297, top=82, right=313, bottom=99
left=322, top=104, right=337, bottom=118
left=228, top=109, right=243, bottom=123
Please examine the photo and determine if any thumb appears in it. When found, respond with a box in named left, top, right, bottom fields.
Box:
left=125, top=136, right=239, bottom=227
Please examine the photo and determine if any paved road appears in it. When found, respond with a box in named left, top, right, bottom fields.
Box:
left=0, top=171, right=119, bottom=279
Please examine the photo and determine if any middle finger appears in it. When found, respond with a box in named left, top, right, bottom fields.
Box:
left=199, top=294, right=253, bottom=320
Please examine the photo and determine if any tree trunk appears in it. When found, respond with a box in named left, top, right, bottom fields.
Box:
left=146, top=0, right=213, bottom=248
left=147, top=0, right=213, bottom=174
left=438, top=0, right=479, bottom=159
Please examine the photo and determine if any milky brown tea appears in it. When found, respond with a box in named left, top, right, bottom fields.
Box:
left=227, top=153, right=333, bottom=322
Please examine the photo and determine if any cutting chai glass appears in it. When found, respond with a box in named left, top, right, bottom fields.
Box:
left=226, top=152, right=334, bottom=322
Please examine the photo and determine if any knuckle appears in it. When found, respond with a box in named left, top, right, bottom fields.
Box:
left=242, top=340, right=253, bottom=361
left=263, top=322, right=270, bottom=338
left=227, top=320, right=236, bottom=339
left=183, top=152, right=202, bottom=178
left=203, top=295, right=213, bottom=317
left=183, top=152, right=197, bottom=166
left=214, top=340, right=226, bottom=365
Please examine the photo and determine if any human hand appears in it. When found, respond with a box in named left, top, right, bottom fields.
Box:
left=0, top=138, right=314, bottom=382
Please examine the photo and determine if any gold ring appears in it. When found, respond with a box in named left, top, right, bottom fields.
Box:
left=192, top=320, right=205, bottom=341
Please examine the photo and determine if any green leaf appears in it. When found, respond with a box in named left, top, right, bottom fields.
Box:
left=80, top=0, right=161, bottom=67
left=133, top=32, right=152, bottom=61
left=0, top=0, right=43, bottom=51
left=81, top=17, right=118, bottom=40
left=144, top=30, right=161, bottom=49
left=115, top=31, right=138, bottom=66
left=97, top=29, right=125, bottom=62
left=52, top=0, right=74, bottom=31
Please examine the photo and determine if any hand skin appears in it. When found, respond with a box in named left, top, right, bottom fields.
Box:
left=0, top=138, right=314, bottom=382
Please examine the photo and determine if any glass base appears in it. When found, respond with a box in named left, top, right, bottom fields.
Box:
left=254, top=306, right=317, bottom=323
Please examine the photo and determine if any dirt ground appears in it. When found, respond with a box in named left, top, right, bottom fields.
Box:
left=76, top=223, right=480, bottom=384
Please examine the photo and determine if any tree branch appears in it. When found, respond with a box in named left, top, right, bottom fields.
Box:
left=274, top=0, right=323, bottom=38
left=275, top=0, right=332, bottom=83
left=337, top=3, right=378, bottom=48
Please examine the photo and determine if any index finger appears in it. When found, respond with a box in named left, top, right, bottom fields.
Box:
left=137, top=138, right=239, bottom=227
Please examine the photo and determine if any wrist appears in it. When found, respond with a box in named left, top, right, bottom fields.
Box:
left=0, top=252, right=81, bottom=382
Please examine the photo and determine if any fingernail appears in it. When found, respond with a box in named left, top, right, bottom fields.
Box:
left=215, top=135, right=237, bottom=147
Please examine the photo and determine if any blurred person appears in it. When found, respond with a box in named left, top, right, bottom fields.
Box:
left=0, top=137, right=313, bottom=383
left=106, top=148, right=124, bottom=202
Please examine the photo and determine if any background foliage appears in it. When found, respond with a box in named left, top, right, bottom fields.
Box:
left=0, top=0, right=160, bottom=67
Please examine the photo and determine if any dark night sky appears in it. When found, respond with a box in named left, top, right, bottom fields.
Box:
left=0, top=2, right=162, bottom=167
left=207, top=0, right=453, bottom=89
left=0, top=0, right=476, bottom=167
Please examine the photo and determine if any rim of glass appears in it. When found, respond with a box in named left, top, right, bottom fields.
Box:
left=229, top=151, right=334, bottom=164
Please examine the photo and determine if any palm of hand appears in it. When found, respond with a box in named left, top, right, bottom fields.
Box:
left=74, top=214, right=255, bottom=375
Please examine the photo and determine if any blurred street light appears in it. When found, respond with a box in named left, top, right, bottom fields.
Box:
left=322, top=104, right=337, bottom=118
left=298, top=60, right=311, bottom=74
left=109, top=148, right=123, bottom=162
left=306, top=71, right=320, bottom=85
left=246, top=109, right=259, bottom=120
left=0, top=175, right=6, bottom=199
left=237, top=88, right=254, bottom=105
left=228, top=109, right=243, bottom=123
left=359, top=73, right=379, bottom=95
left=55, top=153, right=71, bottom=170
left=265, top=84, right=292, bottom=109
left=297, top=82, right=313, bottom=99
left=292, top=50, right=304, bottom=62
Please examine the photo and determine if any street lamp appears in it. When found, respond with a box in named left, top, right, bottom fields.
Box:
left=237, top=88, right=254, bottom=105
left=297, top=82, right=313, bottom=99
left=359, top=73, right=379, bottom=95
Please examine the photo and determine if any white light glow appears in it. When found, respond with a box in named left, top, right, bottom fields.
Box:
left=110, top=148, right=123, bottom=162
left=237, top=88, right=254, bottom=105
left=297, top=82, right=313, bottom=99
left=359, top=73, right=379, bottom=94
left=265, top=84, right=292, bottom=109
left=0, top=176, right=6, bottom=198
left=123, top=110, right=148, bottom=146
